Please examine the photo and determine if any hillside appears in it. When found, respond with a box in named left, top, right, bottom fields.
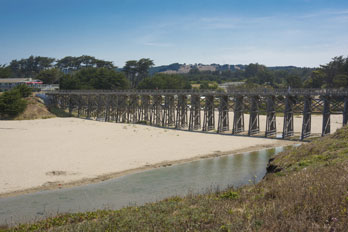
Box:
left=13, top=96, right=55, bottom=120
left=149, top=63, right=311, bottom=75
left=4, top=126, right=348, bottom=231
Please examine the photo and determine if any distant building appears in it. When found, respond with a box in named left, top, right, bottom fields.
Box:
left=0, top=78, right=59, bottom=91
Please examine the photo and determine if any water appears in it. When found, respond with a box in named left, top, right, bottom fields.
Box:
left=0, top=146, right=291, bottom=226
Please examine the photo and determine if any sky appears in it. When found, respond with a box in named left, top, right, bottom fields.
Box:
left=0, top=0, right=348, bottom=67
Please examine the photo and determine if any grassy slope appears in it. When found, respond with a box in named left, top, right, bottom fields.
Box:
left=3, top=127, right=348, bottom=231
left=13, top=96, right=55, bottom=120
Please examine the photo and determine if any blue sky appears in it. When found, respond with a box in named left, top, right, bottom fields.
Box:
left=1, top=0, right=348, bottom=67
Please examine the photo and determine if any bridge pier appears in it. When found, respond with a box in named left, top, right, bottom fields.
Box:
left=283, top=96, right=294, bottom=139
left=116, top=95, right=128, bottom=123
left=248, top=96, right=260, bottom=136
left=140, top=95, right=150, bottom=122
left=96, top=95, right=104, bottom=120
left=128, top=95, right=139, bottom=123
left=343, top=97, right=348, bottom=126
left=68, top=95, right=73, bottom=116
left=176, top=95, right=188, bottom=129
left=76, top=95, right=82, bottom=118
left=322, top=97, right=331, bottom=136
left=233, top=96, right=244, bottom=134
left=163, top=95, right=175, bottom=127
left=203, top=95, right=215, bottom=131
left=151, top=95, right=163, bottom=126
left=189, top=95, right=201, bottom=131
left=265, top=96, right=277, bottom=137
left=217, top=96, right=229, bottom=133
left=301, top=96, right=312, bottom=140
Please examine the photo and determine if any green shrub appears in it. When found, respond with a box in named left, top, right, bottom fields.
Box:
left=13, top=84, right=32, bottom=98
left=0, top=89, right=27, bottom=119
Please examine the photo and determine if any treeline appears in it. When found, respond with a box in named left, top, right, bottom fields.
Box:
left=184, top=64, right=313, bottom=89
left=0, top=55, right=347, bottom=90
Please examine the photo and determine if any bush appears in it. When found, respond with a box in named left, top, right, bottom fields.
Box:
left=13, top=84, right=32, bottom=97
left=0, top=89, right=27, bottom=119
left=138, top=73, right=191, bottom=89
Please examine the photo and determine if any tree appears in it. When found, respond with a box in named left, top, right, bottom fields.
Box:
left=0, top=65, right=12, bottom=78
left=0, top=89, right=27, bottom=119
left=123, top=60, right=138, bottom=88
left=285, top=75, right=303, bottom=88
left=60, top=67, right=130, bottom=90
left=123, top=58, right=154, bottom=88
left=138, top=74, right=191, bottom=89
left=56, top=55, right=115, bottom=72
left=36, top=68, right=64, bottom=84
left=303, top=56, right=348, bottom=88
left=304, top=70, right=326, bottom=88
left=9, top=56, right=55, bottom=78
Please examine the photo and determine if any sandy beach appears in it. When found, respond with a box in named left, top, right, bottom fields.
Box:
left=0, top=115, right=343, bottom=197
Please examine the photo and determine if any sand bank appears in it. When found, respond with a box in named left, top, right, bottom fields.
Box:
left=0, top=115, right=342, bottom=197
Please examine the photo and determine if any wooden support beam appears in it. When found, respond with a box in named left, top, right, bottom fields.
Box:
left=68, top=95, right=73, bottom=116
left=233, top=96, right=244, bottom=134
left=176, top=95, right=188, bottom=129
left=116, top=95, right=128, bottom=123
left=217, top=96, right=229, bottom=133
left=322, top=97, right=331, bottom=136
left=301, top=96, right=312, bottom=140
left=189, top=95, right=201, bottom=131
left=140, top=95, right=150, bottom=123
left=343, top=97, right=348, bottom=126
left=128, top=95, right=139, bottom=123
left=283, top=96, right=294, bottom=139
left=248, top=96, right=260, bottom=136
left=151, top=95, right=163, bottom=126
left=163, top=95, right=175, bottom=127
left=203, top=95, right=215, bottom=131
left=265, top=96, right=277, bottom=137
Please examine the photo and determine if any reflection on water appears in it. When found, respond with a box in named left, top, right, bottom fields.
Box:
left=0, top=146, right=291, bottom=225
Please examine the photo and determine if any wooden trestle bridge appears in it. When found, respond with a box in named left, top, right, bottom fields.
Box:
left=46, top=88, right=348, bottom=140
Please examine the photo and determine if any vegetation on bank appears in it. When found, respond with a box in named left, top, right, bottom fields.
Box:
left=0, top=85, right=32, bottom=119
left=3, top=126, right=348, bottom=231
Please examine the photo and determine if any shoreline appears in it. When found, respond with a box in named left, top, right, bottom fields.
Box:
left=0, top=140, right=299, bottom=198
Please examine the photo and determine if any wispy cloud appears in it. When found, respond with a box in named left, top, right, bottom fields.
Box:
left=142, top=41, right=173, bottom=47
left=299, top=9, right=348, bottom=18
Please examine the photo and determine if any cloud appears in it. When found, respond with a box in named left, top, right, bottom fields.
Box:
left=142, top=42, right=173, bottom=47
left=299, top=9, right=348, bottom=18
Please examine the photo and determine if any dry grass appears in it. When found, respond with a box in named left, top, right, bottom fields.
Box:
left=4, top=127, right=348, bottom=231
left=13, top=96, right=55, bottom=120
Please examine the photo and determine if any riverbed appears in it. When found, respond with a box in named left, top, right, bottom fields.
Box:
left=0, top=146, right=293, bottom=226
